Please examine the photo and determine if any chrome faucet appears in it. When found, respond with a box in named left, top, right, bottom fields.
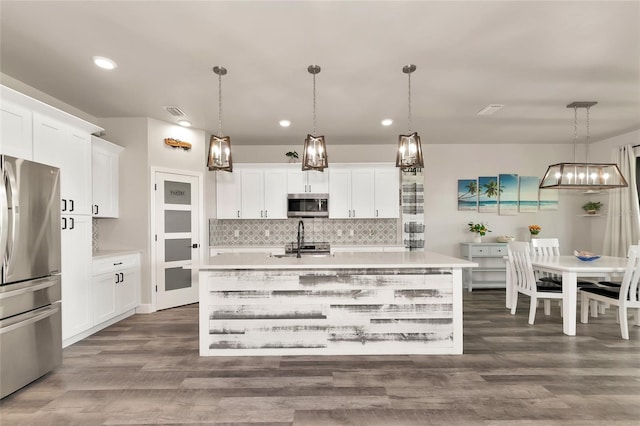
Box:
left=296, top=220, right=305, bottom=258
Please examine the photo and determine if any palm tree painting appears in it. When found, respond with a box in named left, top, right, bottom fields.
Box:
left=479, top=176, right=501, bottom=213
left=498, top=174, right=518, bottom=215
left=458, top=179, right=478, bottom=211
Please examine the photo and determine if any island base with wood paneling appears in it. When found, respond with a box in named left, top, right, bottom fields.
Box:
left=196, top=251, right=477, bottom=356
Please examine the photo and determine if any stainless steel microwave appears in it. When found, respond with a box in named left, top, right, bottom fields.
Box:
left=287, top=193, right=329, bottom=218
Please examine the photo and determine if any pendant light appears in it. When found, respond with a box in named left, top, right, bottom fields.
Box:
left=539, top=102, right=627, bottom=190
left=396, top=64, right=424, bottom=169
left=301, top=65, right=328, bottom=171
left=207, top=66, right=233, bottom=172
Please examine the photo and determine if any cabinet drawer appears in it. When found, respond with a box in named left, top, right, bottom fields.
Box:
left=490, top=246, right=508, bottom=256
left=93, top=254, right=139, bottom=275
left=470, top=246, right=492, bottom=256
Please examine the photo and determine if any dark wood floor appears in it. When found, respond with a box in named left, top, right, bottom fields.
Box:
left=1, top=290, right=639, bottom=425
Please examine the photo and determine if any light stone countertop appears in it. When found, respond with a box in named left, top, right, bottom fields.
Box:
left=92, top=249, right=142, bottom=260
left=193, top=250, right=477, bottom=271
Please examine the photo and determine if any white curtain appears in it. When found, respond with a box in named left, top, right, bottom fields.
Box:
left=603, top=144, right=640, bottom=256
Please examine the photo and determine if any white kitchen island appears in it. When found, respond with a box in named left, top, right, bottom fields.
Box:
left=195, top=251, right=477, bottom=356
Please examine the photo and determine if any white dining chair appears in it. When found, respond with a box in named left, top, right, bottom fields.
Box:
left=508, top=241, right=564, bottom=325
left=580, top=245, right=640, bottom=339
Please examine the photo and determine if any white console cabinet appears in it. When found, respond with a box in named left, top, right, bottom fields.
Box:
left=459, top=242, right=508, bottom=291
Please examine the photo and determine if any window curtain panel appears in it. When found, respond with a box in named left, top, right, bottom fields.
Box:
left=603, top=144, right=640, bottom=256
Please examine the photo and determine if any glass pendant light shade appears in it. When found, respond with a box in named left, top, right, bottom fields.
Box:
left=302, top=134, right=327, bottom=171
left=539, top=102, right=628, bottom=190
left=207, top=135, right=232, bottom=172
left=396, top=64, right=424, bottom=169
left=396, top=132, right=424, bottom=168
left=539, top=162, right=627, bottom=189
left=302, top=65, right=328, bottom=171
left=207, top=65, right=233, bottom=172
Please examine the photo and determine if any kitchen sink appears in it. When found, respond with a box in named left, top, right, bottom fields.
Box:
left=269, top=252, right=334, bottom=258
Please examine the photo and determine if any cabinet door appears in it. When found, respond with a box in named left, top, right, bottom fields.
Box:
left=216, top=170, right=241, bottom=219
left=264, top=169, right=287, bottom=219
left=328, top=169, right=351, bottom=218
left=33, top=113, right=92, bottom=215
left=61, top=215, right=92, bottom=341
left=117, top=267, right=140, bottom=313
left=374, top=167, right=400, bottom=218
left=350, top=169, right=375, bottom=218
left=241, top=169, right=265, bottom=219
left=287, top=169, right=307, bottom=193
left=92, top=137, right=122, bottom=218
left=307, top=170, right=329, bottom=193
left=0, top=99, right=33, bottom=159
left=92, top=272, right=117, bottom=325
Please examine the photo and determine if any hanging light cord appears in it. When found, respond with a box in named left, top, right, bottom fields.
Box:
left=572, top=106, right=578, bottom=163
left=586, top=105, right=591, bottom=163
left=407, top=71, right=412, bottom=133
left=217, top=72, right=223, bottom=137
left=312, top=72, right=317, bottom=135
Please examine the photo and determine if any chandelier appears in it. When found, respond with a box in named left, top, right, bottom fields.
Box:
left=395, top=64, right=424, bottom=169
left=207, top=66, right=233, bottom=172
left=539, top=102, right=627, bottom=190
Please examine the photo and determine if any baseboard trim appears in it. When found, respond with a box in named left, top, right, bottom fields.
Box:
left=135, top=304, right=154, bottom=314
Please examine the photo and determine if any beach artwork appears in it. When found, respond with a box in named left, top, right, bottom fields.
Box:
left=539, top=187, right=559, bottom=210
left=478, top=176, right=500, bottom=213
left=518, top=176, right=539, bottom=213
left=498, top=174, right=518, bottom=215
left=457, top=179, right=478, bottom=211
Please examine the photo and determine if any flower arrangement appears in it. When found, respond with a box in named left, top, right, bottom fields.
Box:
left=528, top=224, right=541, bottom=235
left=468, top=222, right=491, bottom=236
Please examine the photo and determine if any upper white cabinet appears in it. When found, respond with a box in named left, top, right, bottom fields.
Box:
left=329, top=164, right=399, bottom=219
left=287, top=166, right=329, bottom=194
left=373, top=166, right=400, bottom=218
left=0, top=98, right=33, bottom=159
left=216, top=170, right=242, bottom=219
left=241, top=168, right=287, bottom=219
left=33, top=113, right=92, bottom=215
left=91, top=136, right=123, bottom=218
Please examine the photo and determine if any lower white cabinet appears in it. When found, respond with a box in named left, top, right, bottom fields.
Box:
left=92, top=253, right=140, bottom=326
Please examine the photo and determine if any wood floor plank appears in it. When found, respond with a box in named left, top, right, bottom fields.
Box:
left=1, top=290, right=639, bottom=425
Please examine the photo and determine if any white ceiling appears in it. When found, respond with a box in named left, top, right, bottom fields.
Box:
left=1, top=1, right=639, bottom=147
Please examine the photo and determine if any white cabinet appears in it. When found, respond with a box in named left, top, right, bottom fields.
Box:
left=216, top=170, right=242, bottom=219
left=61, top=215, right=92, bottom=342
left=91, top=136, right=123, bottom=218
left=0, top=98, right=33, bottom=159
left=217, top=167, right=287, bottom=219
left=287, top=167, right=329, bottom=194
left=373, top=166, right=400, bottom=218
left=459, top=243, right=507, bottom=291
left=33, top=113, right=92, bottom=215
left=329, top=167, right=374, bottom=218
left=241, top=168, right=287, bottom=219
left=329, top=165, right=399, bottom=219
left=92, top=253, right=140, bottom=326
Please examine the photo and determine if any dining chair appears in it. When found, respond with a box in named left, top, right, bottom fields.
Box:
left=580, top=245, right=640, bottom=339
left=508, top=241, right=564, bottom=325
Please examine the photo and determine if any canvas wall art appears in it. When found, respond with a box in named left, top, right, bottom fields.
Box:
left=457, top=179, right=478, bottom=211
left=478, top=176, right=499, bottom=213
left=498, top=174, right=518, bottom=216
left=518, top=176, right=539, bottom=213
left=539, top=187, right=559, bottom=210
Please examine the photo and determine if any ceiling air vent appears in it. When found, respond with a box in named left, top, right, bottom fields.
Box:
left=476, top=104, right=504, bottom=116
left=164, top=106, right=187, bottom=117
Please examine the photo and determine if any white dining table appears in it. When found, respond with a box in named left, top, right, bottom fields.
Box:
left=529, top=255, right=628, bottom=336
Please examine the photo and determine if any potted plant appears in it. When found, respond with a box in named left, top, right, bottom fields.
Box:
left=286, top=151, right=299, bottom=163
left=528, top=224, right=541, bottom=237
left=582, top=201, right=603, bottom=215
left=468, top=222, right=491, bottom=243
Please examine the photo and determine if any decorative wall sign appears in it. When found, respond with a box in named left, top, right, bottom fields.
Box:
left=498, top=174, right=518, bottom=216
left=519, top=176, right=540, bottom=212
left=164, top=138, right=192, bottom=150
left=478, top=176, right=499, bottom=213
left=457, top=179, right=478, bottom=211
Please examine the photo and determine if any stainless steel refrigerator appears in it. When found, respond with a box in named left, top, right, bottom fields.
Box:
left=0, top=155, right=62, bottom=399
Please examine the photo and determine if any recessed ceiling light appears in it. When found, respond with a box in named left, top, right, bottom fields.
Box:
left=279, top=120, right=291, bottom=127
left=381, top=118, right=393, bottom=126
left=477, top=104, right=505, bottom=116
left=92, top=56, right=117, bottom=70
left=177, top=120, right=191, bottom=127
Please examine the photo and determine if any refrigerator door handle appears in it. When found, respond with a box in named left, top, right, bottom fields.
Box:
left=3, top=162, right=19, bottom=272
left=0, top=162, right=8, bottom=272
